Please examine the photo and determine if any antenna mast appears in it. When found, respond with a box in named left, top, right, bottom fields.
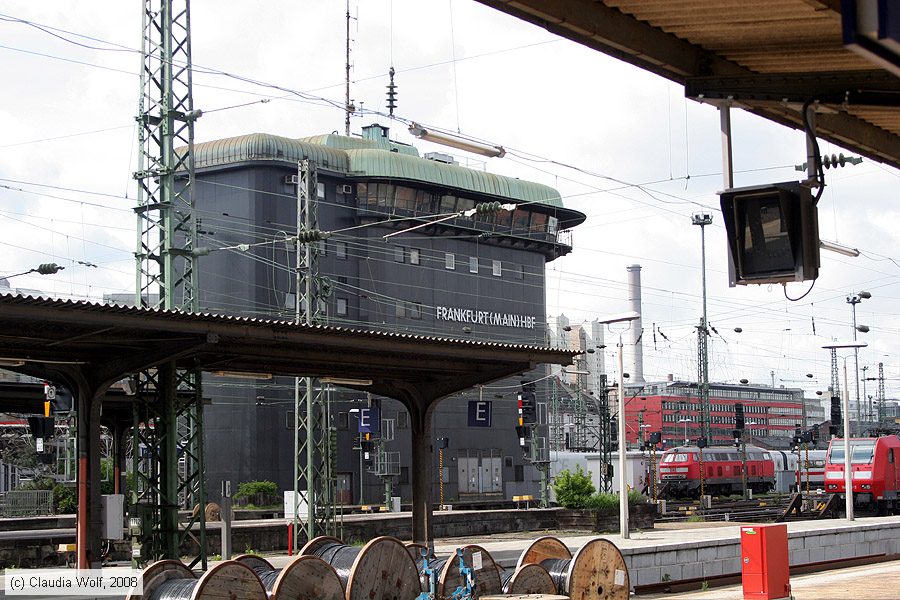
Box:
left=344, top=0, right=352, bottom=136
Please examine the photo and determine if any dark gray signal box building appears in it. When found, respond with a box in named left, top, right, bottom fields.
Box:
left=190, top=124, right=585, bottom=504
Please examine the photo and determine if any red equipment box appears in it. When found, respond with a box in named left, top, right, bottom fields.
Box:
left=740, top=524, right=791, bottom=600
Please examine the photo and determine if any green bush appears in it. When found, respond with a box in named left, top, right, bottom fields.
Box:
left=234, top=480, right=279, bottom=506
left=53, top=484, right=76, bottom=513
left=583, top=490, right=646, bottom=513
left=628, top=489, right=648, bottom=505
left=19, top=477, right=76, bottom=513
left=552, top=466, right=595, bottom=509
left=585, top=492, right=619, bottom=513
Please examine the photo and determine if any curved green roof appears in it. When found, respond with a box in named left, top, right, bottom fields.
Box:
left=191, top=130, right=564, bottom=207
left=192, top=133, right=350, bottom=171
left=344, top=148, right=562, bottom=207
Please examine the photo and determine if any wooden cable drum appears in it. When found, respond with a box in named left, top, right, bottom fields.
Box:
left=405, top=542, right=430, bottom=561
left=499, top=563, right=557, bottom=595
left=125, top=560, right=194, bottom=600
left=516, top=536, right=630, bottom=600
left=406, top=543, right=433, bottom=591
left=235, top=553, right=344, bottom=600
left=435, top=544, right=502, bottom=599
left=129, top=559, right=266, bottom=600
left=301, top=535, right=420, bottom=600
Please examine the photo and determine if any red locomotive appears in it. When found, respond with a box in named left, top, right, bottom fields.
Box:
left=824, top=435, right=900, bottom=513
left=658, top=445, right=775, bottom=498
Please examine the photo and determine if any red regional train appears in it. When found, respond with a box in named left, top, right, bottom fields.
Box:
left=824, top=435, right=900, bottom=513
left=658, top=445, right=775, bottom=497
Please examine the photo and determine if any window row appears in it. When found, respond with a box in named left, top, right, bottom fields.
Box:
left=662, top=401, right=800, bottom=415
left=330, top=241, right=523, bottom=279
left=357, top=182, right=559, bottom=238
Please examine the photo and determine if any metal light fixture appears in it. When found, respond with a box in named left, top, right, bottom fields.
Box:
left=212, top=370, right=272, bottom=380
left=320, top=377, right=373, bottom=386
left=408, top=122, right=506, bottom=158
left=598, top=310, right=640, bottom=540
left=822, top=340, right=868, bottom=522
left=820, top=239, right=860, bottom=257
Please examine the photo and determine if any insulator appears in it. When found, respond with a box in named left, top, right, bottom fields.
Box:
left=36, top=263, right=63, bottom=275
left=475, top=201, right=502, bottom=214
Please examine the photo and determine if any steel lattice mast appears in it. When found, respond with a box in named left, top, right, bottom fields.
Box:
left=292, top=160, right=336, bottom=546
left=132, top=0, right=206, bottom=568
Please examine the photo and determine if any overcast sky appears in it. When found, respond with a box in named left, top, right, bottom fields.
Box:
left=1, top=1, right=898, bottom=399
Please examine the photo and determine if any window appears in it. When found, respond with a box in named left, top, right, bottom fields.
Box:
left=514, top=465, right=524, bottom=482
left=396, top=186, right=416, bottom=211
left=492, top=260, right=502, bottom=277
left=317, top=182, right=326, bottom=199
left=410, top=302, right=423, bottom=320
left=336, top=241, right=347, bottom=259
left=409, top=248, right=420, bottom=265
left=395, top=302, right=405, bottom=318
left=440, top=194, right=456, bottom=213
left=336, top=297, right=348, bottom=316
left=397, top=411, right=409, bottom=429
left=394, top=246, right=405, bottom=263
left=445, top=253, right=455, bottom=270
left=516, top=264, right=525, bottom=280
left=469, top=256, right=478, bottom=274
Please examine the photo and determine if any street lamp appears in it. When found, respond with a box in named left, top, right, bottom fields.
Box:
left=823, top=341, right=868, bottom=521
left=846, top=291, right=871, bottom=436
left=598, top=310, right=640, bottom=540
left=692, top=212, right=713, bottom=445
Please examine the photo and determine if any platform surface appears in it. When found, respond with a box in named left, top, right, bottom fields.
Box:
left=637, top=558, right=900, bottom=599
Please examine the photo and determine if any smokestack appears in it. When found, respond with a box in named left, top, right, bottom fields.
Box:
left=625, top=265, right=645, bottom=384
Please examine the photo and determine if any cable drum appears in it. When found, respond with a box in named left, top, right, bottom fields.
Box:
left=149, top=578, right=197, bottom=600
left=301, top=535, right=420, bottom=600
left=515, top=536, right=630, bottom=600
left=235, top=554, right=344, bottom=600
left=542, top=558, right=572, bottom=592
left=125, top=559, right=194, bottom=600
left=415, top=555, right=450, bottom=591
left=499, top=562, right=557, bottom=595
left=128, top=560, right=266, bottom=600
left=435, top=544, right=502, bottom=598
left=499, top=568, right=514, bottom=590
left=235, top=555, right=278, bottom=591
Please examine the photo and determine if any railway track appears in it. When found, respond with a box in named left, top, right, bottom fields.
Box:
left=657, top=495, right=800, bottom=523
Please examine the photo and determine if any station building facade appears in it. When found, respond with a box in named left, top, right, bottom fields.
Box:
left=189, top=124, right=585, bottom=504
left=625, top=381, right=819, bottom=449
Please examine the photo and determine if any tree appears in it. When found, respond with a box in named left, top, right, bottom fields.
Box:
left=553, top=466, right=595, bottom=509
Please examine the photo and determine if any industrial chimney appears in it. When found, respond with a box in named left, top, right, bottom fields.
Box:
left=625, top=265, right=645, bottom=384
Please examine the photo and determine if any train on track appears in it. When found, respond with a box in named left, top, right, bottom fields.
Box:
left=824, top=435, right=900, bottom=514
left=657, top=445, right=776, bottom=497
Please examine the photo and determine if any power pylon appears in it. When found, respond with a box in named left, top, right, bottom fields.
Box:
left=131, top=0, right=206, bottom=569
left=292, top=160, right=336, bottom=546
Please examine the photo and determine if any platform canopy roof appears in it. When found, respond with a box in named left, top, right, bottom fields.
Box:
left=476, top=0, right=900, bottom=169
left=0, top=295, right=575, bottom=411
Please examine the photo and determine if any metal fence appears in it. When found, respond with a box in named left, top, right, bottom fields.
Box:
left=0, top=489, right=53, bottom=517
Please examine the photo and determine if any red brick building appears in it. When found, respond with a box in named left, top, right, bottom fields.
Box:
left=624, top=380, right=810, bottom=449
